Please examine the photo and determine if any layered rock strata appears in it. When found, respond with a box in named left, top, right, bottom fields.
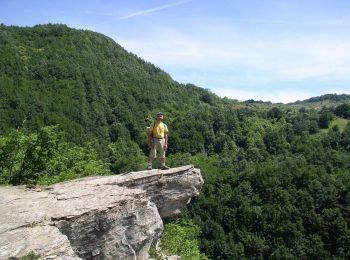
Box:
left=0, top=165, right=203, bottom=260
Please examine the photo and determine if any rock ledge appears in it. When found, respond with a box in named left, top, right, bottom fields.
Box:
left=0, top=165, right=203, bottom=260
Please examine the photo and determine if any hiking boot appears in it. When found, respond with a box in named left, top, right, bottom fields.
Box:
left=161, top=165, right=170, bottom=170
left=147, top=165, right=152, bottom=170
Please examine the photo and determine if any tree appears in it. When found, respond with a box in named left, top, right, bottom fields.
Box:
left=0, top=126, right=110, bottom=185
left=267, top=107, right=283, bottom=120
left=318, top=112, right=332, bottom=129
left=334, top=103, right=350, bottom=119
left=160, top=220, right=209, bottom=260
left=108, top=138, right=146, bottom=174
left=341, top=122, right=350, bottom=151
left=0, top=130, right=27, bottom=184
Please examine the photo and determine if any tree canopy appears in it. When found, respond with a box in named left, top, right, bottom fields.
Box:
left=1, top=24, right=350, bottom=259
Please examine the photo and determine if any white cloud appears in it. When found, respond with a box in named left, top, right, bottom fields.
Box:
left=118, top=25, right=350, bottom=82
left=113, top=16, right=350, bottom=102
left=213, top=86, right=350, bottom=104
left=212, top=88, right=314, bottom=103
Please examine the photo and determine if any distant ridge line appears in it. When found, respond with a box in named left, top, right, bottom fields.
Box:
left=293, top=93, right=350, bottom=104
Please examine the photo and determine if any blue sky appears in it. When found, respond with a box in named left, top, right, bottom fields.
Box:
left=1, top=0, right=350, bottom=103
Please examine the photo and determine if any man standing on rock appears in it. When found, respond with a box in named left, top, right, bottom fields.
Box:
left=147, top=112, right=169, bottom=170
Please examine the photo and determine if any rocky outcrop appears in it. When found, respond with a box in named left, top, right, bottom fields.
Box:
left=0, top=165, right=203, bottom=260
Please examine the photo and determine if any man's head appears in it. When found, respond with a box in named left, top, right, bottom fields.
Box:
left=156, top=112, right=164, bottom=121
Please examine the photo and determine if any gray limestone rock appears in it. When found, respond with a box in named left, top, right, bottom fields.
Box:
left=0, top=165, right=203, bottom=260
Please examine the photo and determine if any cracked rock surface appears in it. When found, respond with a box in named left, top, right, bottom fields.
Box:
left=0, top=165, right=203, bottom=260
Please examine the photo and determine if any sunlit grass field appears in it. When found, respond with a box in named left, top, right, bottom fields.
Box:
left=320, top=117, right=349, bottom=133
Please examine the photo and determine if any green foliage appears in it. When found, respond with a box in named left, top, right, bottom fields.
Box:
left=108, top=138, right=147, bottom=174
left=293, top=94, right=350, bottom=110
left=20, top=252, right=41, bottom=260
left=318, top=112, right=332, bottom=129
left=160, top=220, right=209, bottom=260
left=0, top=130, right=27, bottom=184
left=0, top=24, right=216, bottom=157
left=267, top=107, right=283, bottom=120
left=149, top=247, right=164, bottom=260
left=1, top=24, right=350, bottom=259
left=341, top=122, right=350, bottom=151
left=334, top=103, right=350, bottom=119
left=184, top=155, right=350, bottom=259
left=302, top=94, right=350, bottom=103
left=329, top=117, right=350, bottom=133
left=8, top=251, right=41, bottom=260
left=0, top=126, right=110, bottom=185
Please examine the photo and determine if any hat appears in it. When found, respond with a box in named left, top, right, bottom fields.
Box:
left=157, top=112, right=163, bottom=116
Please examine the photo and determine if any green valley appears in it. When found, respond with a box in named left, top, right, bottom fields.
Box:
left=0, top=24, right=349, bottom=259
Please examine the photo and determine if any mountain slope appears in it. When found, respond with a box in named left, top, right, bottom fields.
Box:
left=1, top=24, right=350, bottom=259
left=0, top=24, right=217, bottom=152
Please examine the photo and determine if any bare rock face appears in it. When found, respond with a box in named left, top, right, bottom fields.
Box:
left=0, top=165, right=203, bottom=260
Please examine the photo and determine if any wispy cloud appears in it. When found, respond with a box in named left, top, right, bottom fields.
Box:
left=99, top=1, right=350, bottom=103
left=91, top=0, right=192, bottom=27
left=2, top=0, right=349, bottom=103
left=116, top=21, right=350, bottom=103
left=118, top=24, right=350, bottom=82
left=119, top=0, right=192, bottom=20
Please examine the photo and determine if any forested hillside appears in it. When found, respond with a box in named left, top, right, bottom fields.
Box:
left=0, top=23, right=217, bottom=154
left=1, top=24, right=350, bottom=259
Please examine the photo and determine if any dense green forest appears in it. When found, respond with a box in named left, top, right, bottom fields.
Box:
left=1, top=24, right=350, bottom=259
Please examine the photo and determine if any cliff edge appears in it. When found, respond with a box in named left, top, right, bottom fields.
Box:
left=0, top=165, right=203, bottom=260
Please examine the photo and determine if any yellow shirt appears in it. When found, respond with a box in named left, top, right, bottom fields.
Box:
left=149, top=121, right=168, bottom=139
